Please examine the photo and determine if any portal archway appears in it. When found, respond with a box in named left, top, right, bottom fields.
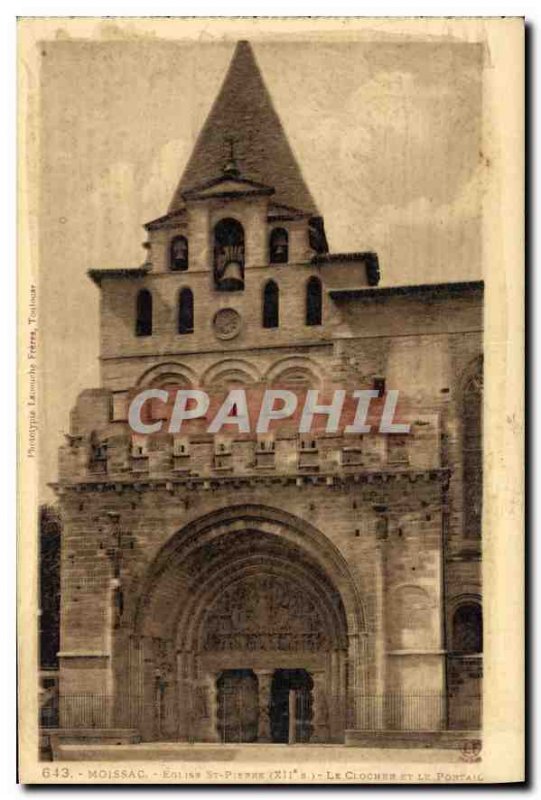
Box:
left=124, top=506, right=366, bottom=743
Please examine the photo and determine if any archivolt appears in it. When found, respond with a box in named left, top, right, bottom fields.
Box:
left=135, top=361, right=197, bottom=388
left=264, top=355, right=323, bottom=386
left=129, top=504, right=366, bottom=638
left=201, top=358, right=261, bottom=387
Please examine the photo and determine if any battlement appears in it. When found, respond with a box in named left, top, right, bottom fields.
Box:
left=57, top=420, right=442, bottom=487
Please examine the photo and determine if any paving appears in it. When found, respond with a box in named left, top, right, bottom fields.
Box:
left=55, top=742, right=466, bottom=764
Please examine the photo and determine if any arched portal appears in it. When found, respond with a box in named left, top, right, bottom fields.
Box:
left=123, top=506, right=366, bottom=744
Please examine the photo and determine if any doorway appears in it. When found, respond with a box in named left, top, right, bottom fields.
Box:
left=270, top=669, right=313, bottom=743
left=217, top=669, right=259, bottom=742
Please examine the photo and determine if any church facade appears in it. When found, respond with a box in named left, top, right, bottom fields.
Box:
left=51, top=41, right=483, bottom=746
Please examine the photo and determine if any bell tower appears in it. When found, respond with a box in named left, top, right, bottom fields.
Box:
left=88, top=40, right=379, bottom=398
left=143, top=39, right=329, bottom=280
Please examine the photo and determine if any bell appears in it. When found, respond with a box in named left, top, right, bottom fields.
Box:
left=218, top=260, right=244, bottom=290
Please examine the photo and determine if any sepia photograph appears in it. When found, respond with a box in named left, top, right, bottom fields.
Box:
left=17, top=16, right=524, bottom=784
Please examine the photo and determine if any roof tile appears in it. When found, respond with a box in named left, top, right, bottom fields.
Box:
left=168, top=41, right=320, bottom=216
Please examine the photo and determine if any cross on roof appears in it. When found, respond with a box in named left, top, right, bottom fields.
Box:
left=222, top=135, right=240, bottom=177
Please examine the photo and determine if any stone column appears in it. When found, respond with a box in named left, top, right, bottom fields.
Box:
left=127, top=634, right=144, bottom=732
left=347, top=632, right=370, bottom=730
left=288, top=690, right=297, bottom=744
left=347, top=634, right=358, bottom=730
left=356, top=634, right=369, bottom=730
left=338, top=650, right=347, bottom=734
left=328, top=650, right=340, bottom=740
left=311, top=671, right=330, bottom=743
left=196, top=672, right=219, bottom=743
left=138, top=636, right=154, bottom=741
left=177, top=652, right=196, bottom=741
left=373, top=510, right=389, bottom=730
left=163, top=673, right=177, bottom=740
left=255, top=670, right=273, bottom=743
left=153, top=670, right=165, bottom=740
left=206, top=672, right=220, bottom=743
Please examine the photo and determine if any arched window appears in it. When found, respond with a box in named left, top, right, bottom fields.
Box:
left=263, top=280, right=279, bottom=329
left=452, top=603, right=482, bottom=653
left=269, top=227, right=288, bottom=264
left=170, top=235, right=188, bottom=271
left=463, top=358, right=483, bottom=538
left=306, top=276, right=322, bottom=326
left=135, top=289, right=152, bottom=337
left=178, top=288, right=194, bottom=334
left=214, top=218, right=245, bottom=291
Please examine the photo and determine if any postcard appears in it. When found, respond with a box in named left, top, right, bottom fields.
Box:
left=18, top=16, right=524, bottom=784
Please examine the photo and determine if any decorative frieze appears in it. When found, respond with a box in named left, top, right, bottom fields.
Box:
left=53, top=467, right=451, bottom=496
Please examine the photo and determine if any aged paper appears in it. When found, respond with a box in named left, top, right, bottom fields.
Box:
left=18, top=17, right=524, bottom=784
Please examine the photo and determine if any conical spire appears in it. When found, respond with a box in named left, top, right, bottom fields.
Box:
left=169, top=41, right=319, bottom=215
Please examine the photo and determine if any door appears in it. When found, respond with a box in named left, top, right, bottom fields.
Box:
left=270, top=669, right=313, bottom=743
left=217, top=669, right=259, bottom=742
